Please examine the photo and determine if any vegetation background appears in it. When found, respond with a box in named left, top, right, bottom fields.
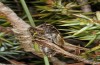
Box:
left=0, top=0, right=100, bottom=65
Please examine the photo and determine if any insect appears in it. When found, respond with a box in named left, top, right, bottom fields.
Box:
left=30, top=23, right=64, bottom=56
left=37, top=23, right=64, bottom=46
left=38, top=23, right=64, bottom=56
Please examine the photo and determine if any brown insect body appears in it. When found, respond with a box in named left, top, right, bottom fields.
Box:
left=37, top=23, right=64, bottom=46
left=37, top=23, right=64, bottom=56
left=30, top=23, right=64, bottom=56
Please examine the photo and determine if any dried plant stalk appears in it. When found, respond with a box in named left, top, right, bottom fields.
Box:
left=0, top=2, right=34, bottom=52
left=35, top=39, right=100, bottom=65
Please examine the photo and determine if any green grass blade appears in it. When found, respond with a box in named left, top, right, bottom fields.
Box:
left=90, top=45, right=100, bottom=52
left=85, top=35, right=97, bottom=47
left=73, top=24, right=93, bottom=36
left=96, top=11, right=100, bottom=20
left=0, top=37, right=13, bottom=44
left=43, top=55, right=50, bottom=65
left=84, top=44, right=100, bottom=54
left=20, top=0, right=35, bottom=27
left=0, top=33, right=4, bottom=37
left=34, top=42, right=40, bottom=52
left=20, top=1, right=40, bottom=60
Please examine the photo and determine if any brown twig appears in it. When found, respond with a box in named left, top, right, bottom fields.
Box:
left=63, top=42, right=89, bottom=51
left=0, top=2, right=34, bottom=52
left=35, top=39, right=100, bottom=64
